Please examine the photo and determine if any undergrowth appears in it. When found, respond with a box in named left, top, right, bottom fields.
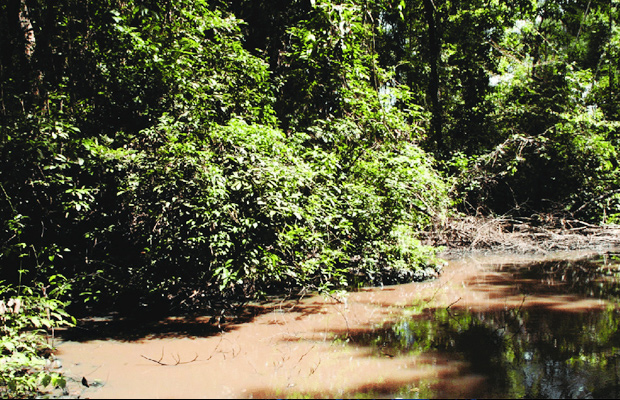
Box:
left=0, top=276, right=75, bottom=398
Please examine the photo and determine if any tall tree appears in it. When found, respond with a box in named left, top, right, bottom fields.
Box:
left=1, top=0, right=38, bottom=114
left=422, top=0, right=443, bottom=152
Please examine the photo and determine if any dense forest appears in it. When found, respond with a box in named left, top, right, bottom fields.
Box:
left=1, top=0, right=618, bottom=394
left=1, top=1, right=619, bottom=391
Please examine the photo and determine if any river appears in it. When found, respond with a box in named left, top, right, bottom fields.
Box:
left=53, top=248, right=620, bottom=398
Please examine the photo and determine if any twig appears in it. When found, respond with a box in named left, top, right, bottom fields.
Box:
left=332, top=302, right=351, bottom=339
left=140, top=348, right=199, bottom=366
left=206, top=334, right=225, bottom=361
left=574, top=189, right=620, bottom=214
left=445, top=297, right=462, bottom=320
left=297, top=345, right=316, bottom=364
left=446, top=297, right=461, bottom=310
left=308, top=358, right=321, bottom=376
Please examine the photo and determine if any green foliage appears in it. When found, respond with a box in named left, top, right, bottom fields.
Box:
left=0, top=277, right=74, bottom=398
left=16, top=15, right=620, bottom=400
left=1, top=0, right=282, bottom=307
left=448, top=0, right=620, bottom=219
left=99, top=116, right=449, bottom=301
left=1, top=0, right=619, bottom=317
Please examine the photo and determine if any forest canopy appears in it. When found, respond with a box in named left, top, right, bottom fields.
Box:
left=1, top=0, right=619, bottom=314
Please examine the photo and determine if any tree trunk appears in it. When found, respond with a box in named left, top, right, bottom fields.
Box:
left=19, top=0, right=36, bottom=59
left=423, top=0, right=443, bottom=153
left=6, top=0, right=39, bottom=113
left=609, top=0, right=614, bottom=114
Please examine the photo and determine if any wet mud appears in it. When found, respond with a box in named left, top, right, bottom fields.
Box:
left=53, top=248, right=620, bottom=398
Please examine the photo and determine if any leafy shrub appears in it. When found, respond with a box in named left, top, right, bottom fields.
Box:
left=0, top=276, right=74, bottom=398
left=77, top=115, right=450, bottom=308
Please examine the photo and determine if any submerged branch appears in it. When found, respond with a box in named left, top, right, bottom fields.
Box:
left=140, top=348, right=199, bottom=366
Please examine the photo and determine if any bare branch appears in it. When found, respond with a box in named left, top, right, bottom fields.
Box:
left=140, top=350, right=200, bottom=366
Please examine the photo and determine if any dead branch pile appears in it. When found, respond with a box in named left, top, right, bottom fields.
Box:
left=424, top=215, right=620, bottom=255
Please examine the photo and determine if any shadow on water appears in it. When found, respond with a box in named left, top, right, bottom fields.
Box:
left=265, top=251, right=620, bottom=399
left=59, top=314, right=236, bottom=342
left=59, top=300, right=313, bottom=342
left=481, top=252, right=620, bottom=300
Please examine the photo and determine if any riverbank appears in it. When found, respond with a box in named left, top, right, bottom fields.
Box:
left=426, top=215, right=620, bottom=256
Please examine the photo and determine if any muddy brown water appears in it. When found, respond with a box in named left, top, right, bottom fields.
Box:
left=52, top=249, right=620, bottom=398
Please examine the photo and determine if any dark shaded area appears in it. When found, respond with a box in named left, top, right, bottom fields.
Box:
left=59, top=314, right=234, bottom=342
left=59, top=300, right=295, bottom=342
left=478, top=251, right=620, bottom=300
left=57, top=283, right=334, bottom=342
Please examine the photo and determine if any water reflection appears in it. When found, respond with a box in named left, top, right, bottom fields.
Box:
left=343, top=252, right=620, bottom=399
left=490, top=252, right=620, bottom=299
